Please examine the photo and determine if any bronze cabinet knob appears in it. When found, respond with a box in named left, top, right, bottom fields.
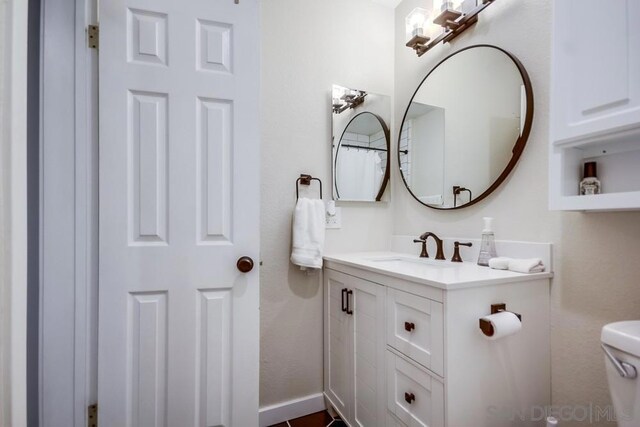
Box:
left=404, top=322, right=415, bottom=332
left=404, top=392, right=415, bottom=404
left=236, top=256, right=254, bottom=273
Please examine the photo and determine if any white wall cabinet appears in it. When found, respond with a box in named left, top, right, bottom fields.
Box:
left=324, top=269, right=387, bottom=427
left=324, top=260, right=551, bottom=427
left=550, top=0, right=640, bottom=211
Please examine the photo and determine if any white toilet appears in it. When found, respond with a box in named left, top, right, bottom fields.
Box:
left=602, top=321, right=640, bottom=426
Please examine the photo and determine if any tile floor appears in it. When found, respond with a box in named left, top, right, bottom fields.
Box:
left=268, top=410, right=347, bottom=427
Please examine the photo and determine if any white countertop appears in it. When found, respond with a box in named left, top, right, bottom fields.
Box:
left=323, top=252, right=553, bottom=290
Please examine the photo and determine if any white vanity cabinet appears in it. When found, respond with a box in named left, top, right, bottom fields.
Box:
left=323, top=254, right=552, bottom=427
left=550, top=0, right=640, bottom=210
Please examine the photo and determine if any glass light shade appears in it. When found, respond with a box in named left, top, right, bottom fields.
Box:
left=332, top=86, right=346, bottom=100
left=437, top=0, right=462, bottom=12
left=460, top=0, right=478, bottom=14
left=405, top=7, right=430, bottom=39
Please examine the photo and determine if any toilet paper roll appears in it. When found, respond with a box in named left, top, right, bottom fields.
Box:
left=481, top=311, right=522, bottom=340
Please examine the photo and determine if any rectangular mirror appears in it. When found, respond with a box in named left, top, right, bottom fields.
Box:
left=331, top=84, right=391, bottom=202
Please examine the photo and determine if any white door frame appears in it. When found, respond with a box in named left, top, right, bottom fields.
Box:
left=0, top=0, right=29, bottom=426
left=39, top=0, right=98, bottom=425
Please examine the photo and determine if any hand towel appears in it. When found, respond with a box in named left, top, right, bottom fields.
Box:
left=508, top=258, right=545, bottom=274
left=488, top=257, right=511, bottom=270
left=290, top=198, right=326, bottom=270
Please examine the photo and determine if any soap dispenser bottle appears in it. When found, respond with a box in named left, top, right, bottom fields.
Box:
left=477, top=217, right=498, bottom=266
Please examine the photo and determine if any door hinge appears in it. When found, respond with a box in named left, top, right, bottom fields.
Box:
left=87, top=25, right=99, bottom=50
left=88, top=404, right=98, bottom=427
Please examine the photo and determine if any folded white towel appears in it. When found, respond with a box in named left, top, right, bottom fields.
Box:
left=488, top=257, right=511, bottom=270
left=290, top=198, right=326, bottom=270
left=508, top=258, right=545, bottom=273
left=489, top=257, right=546, bottom=273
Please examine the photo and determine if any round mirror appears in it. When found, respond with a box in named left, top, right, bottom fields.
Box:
left=335, top=111, right=390, bottom=201
left=398, top=45, right=533, bottom=209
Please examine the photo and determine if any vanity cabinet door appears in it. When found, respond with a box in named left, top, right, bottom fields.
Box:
left=350, top=277, right=386, bottom=427
left=324, top=269, right=386, bottom=427
left=387, top=288, right=444, bottom=377
left=387, top=350, right=444, bottom=427
left=552, top=0, right=640, bottom=144
left=325, top=271, right=353, bottom=420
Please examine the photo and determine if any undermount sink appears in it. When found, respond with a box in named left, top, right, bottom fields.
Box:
left=366, top=255, right=456, bottom=268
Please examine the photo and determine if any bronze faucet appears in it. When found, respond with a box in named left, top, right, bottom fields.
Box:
left=451, top=241, right=473, bottom=262
left=413, top=232, right=446, bottom=260
left=413, top=238, right=428, bottom=258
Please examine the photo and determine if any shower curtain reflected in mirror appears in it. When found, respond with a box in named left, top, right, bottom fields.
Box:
left=335, top=148, right=384, bottom=201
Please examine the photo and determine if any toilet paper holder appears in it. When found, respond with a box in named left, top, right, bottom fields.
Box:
left=479, top=303, right=522, bottom=337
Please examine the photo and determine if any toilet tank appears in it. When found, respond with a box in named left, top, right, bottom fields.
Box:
left=602, top=321, right=640, bottom=427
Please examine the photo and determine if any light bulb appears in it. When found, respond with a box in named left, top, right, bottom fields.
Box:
left=410, top=12, right=425, bottom=29
left=406, top=7, right=429, bottom=39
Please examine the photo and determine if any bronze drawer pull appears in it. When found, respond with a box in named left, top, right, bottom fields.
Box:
left=404, top=322, right=415, bottom=332
left=404, top=392, right=415, bottom=404
left=346, top=290, right=353, bottom=315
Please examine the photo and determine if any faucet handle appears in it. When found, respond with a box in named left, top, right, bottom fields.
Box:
left=413, top=239, right=428, bottom=258
left=451, top=241, right=473, bottom=262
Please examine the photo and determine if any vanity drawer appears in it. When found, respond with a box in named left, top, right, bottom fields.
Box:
left=387, top=350, right=444, bottom=427
left=386, top=288, right=444, bottom=376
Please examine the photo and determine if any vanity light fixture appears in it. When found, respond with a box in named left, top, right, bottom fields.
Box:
left=405, top=0, right=496, bottom=57
left=332, top=87, right=367, bottom=114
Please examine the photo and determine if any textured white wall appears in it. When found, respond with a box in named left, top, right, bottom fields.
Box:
left=0, top=2, right=9, bottom=424
left=394, top=1, right=640, bottom=426
left=260, top=0, right=395, bottom=407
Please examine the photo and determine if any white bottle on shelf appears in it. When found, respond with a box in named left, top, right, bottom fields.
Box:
left=477, top=217, right=498, bottom=267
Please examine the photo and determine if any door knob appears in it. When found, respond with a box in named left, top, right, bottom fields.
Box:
left=237, top=256, right=254, bottom=273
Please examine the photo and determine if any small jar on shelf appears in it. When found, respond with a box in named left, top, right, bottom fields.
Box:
left=579, top=161, right=601, bottom=195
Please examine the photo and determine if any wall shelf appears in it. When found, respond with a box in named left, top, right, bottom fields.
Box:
left=554, top=192, right=640, bottom=212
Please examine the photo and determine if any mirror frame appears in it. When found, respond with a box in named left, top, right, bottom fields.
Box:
left=397, top=44, right=534, bottom=210
left=334, top=111, right=391, bottom=202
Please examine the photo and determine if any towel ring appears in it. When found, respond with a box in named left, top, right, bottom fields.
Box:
left=296, top=174, right=323, bottom=200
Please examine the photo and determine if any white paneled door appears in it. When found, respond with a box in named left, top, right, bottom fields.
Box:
left=98, top=0, right=259, bottom=425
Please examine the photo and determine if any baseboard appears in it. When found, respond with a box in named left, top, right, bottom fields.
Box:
left=259, top=392, right=326, bottom=427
